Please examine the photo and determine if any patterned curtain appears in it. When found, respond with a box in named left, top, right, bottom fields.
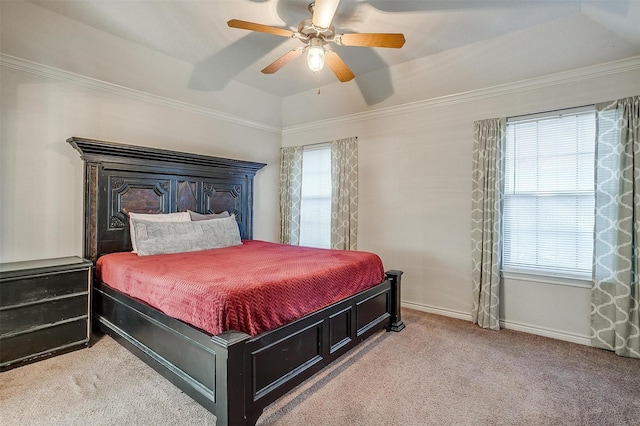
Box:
left=330, top=137, right=358, bottom=250
left=471, top=118, right=506, bottom=330
left=591, top=96, right=640, bottom=359
left=279, top=146, right=303, bottom=245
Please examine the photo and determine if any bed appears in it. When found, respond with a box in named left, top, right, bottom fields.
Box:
left=69, top=137, right=404, bottom=426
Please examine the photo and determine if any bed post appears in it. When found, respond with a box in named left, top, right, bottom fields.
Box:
left=385, top=270, right=405, bottom=332
left=211, top=331, right=253, bottom=426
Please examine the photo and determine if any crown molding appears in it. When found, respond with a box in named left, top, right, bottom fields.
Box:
left=282, top=55, right=640, bottom=134
left=0, top=53, right=281, bottom=134
left=4, top=53, right=638, bottom=137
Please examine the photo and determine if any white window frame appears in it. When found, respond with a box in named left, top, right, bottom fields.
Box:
left=502, top=106, right=596, bottom=281
left=298, top=144, right=332, bottom=249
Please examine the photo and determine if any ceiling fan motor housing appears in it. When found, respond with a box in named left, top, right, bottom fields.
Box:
left=297, top=18, right=335, bottom=45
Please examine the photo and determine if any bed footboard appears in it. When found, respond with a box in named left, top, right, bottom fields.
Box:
left=94, top=270, right=403, bottom=426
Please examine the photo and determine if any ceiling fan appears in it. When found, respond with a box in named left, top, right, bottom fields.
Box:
left=227, top=0, right=406, bottom=82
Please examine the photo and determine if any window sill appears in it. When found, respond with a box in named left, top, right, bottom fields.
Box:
left=501, top=269, right=592, bottom=289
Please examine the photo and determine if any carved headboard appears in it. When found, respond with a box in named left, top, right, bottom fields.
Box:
left=69, top=137, right=266, bottom=262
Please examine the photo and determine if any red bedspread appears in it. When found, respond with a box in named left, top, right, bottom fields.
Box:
left=96, top=240, right=385, bottom=336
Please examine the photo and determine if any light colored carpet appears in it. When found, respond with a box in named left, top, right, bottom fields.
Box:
left=1, top=309, right=639, bottom=425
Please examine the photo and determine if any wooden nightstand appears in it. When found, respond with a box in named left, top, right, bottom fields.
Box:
left=0, top=256, right=92, bottom=371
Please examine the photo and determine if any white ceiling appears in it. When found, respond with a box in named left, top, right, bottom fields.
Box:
left=20, top=0, right=640, bottom=102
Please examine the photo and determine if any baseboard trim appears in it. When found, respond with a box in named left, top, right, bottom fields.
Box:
left=499, top=319, right=591, bottom=346
left=401, top=301, right=472, bottom=322
left=401, top=301, right=591, bottom=346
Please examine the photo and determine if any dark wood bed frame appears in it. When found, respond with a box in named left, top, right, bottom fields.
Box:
left=69, top=137, right=404, bottom=426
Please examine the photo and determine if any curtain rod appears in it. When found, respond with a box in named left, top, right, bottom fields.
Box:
left=507, top=104, right=595, bottom=123
left=297, top=136, right=358, bottom=149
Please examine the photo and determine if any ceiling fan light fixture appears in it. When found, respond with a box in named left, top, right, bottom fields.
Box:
left=307, top=38, right=325, bottom=72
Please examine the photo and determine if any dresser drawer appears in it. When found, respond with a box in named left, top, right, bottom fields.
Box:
left=0, top=270, right=88, bottom=307
left=0, top=295, right=88, bottom=336
left=0, top=319, right=88, bottom=365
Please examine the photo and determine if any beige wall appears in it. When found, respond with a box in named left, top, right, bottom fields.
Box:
left=282, top=66, right=640, bottom=344
left=0, top=65, right=281, bottom=263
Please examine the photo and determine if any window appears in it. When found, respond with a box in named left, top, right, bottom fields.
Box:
left=299, top=146, right=331, bottom=248
left=503, top=107, right=595, bottom=278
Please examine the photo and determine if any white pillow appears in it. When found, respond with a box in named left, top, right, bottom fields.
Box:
left=128, top=212, right=190, bottom=253
left=132, top=215, right=242, bottom=256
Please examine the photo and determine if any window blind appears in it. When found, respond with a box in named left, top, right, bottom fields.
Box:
left=503, top=108, right=595, bottom=277
left=299, top=146, right=331, bottom=248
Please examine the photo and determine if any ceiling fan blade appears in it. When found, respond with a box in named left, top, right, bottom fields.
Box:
left=312, top=0, right=340, bottom=29
left=339, top=33, right=406, bottom=48
left=261, top=48, right=304, bottom=74
left=325, top=51, right=355, bottom=82
left=227, top=19, right=294, bottom=38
